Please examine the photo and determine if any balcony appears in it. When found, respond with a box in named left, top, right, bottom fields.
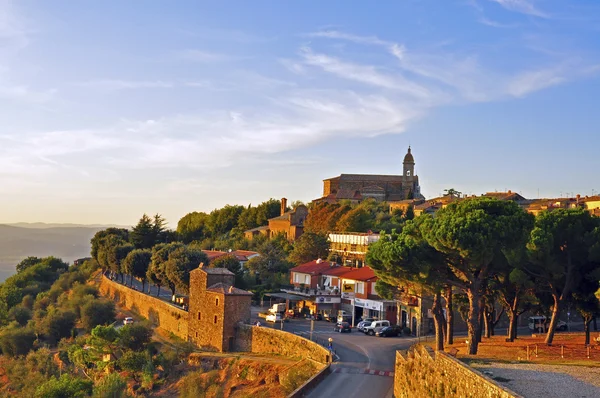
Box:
left=280, top=284, right=340, bottom=297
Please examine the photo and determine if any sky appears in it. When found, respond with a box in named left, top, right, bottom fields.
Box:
left=1, top=0, right=600, bottom=227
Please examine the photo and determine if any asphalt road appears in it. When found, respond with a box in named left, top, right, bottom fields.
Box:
left=251, top=307, right=421, bottom=398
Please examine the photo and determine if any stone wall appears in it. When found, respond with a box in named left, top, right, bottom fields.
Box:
left=235, top=324, right=331, bottom=364
left=99, top=276, right=188, bottom=340
left=394, top=345, right=522, bottom=398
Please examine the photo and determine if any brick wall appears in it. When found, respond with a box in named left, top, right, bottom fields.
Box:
left=235, top=324, right=331, bottom=364
left=99, top=276, right=188, bottom=340
left=394, top=345, right=522, bottom=398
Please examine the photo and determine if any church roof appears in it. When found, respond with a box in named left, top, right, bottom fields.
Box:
left=403, top=147, right=414, bottom=163
left=324, top=174, right=406, bottom=183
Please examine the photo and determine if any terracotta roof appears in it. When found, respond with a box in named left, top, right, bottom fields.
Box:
left=321, top=266, right=354, bottom=277
left=199, top=267, right=234, bottom=275
left=231, top=250, right=259, bottom=257
left=340, top=266, right=378, bottom=282
left=244, top=225, right=270, bottom=233
left=203, top=250, right=227, bottom=260
left=291, top=259, right=341, bottom=275
left=483, top=192, right=527, bottom=201
left=207, top=282, right=253, bottom=296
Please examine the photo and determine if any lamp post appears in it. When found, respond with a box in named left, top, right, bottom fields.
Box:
left=310, top=317, right=314, bottom=341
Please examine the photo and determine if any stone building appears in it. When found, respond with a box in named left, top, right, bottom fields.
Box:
left=187, top=265, right=252, bottom=352
left=314, top=147, right=424, bottom=205
left=244, top=198, right=308, bottom=241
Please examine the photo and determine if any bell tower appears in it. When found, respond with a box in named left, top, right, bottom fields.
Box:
left=403, top=146, right=415, bottom=177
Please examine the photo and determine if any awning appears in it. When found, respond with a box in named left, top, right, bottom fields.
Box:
left=264, top=292, right=308, bottom=301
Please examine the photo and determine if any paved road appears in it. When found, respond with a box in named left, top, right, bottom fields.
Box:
left=251, top=306, right=421, bottom=398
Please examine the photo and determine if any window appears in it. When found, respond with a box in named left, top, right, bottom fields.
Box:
left=294, top=273, right=300, bottom=283
left=216, top=298, right=219, bottom=306
left=197, top=312, right=201, bottom=320
left=195, top=332, right=198, bottom=338
left=214, top=315, right=218, bottom=324
left=304, top=275, right=310, bottom=285
left=356, top=282, right=365, bottom=294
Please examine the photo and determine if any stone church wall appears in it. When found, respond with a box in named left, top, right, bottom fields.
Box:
left=394, top=345, right=522, bottom=398
left=99, top=276, right=188, bottom=340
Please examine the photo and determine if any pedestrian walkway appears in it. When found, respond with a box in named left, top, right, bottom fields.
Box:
left=332, top=367, right=395, bottom=377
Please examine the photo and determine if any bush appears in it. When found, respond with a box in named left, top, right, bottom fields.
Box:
left=35, top=374, right=93, bottom=398
left=118, top=324, right=152, bottom=351
left=9, top=305, right=32, bottom=326
left=81, top=299, right=115, bottom=331
left=178, top=369, right=221, bottom=398
left=26, top=347, right=59, bottom=378
left=0, top=327, right=36, bottom=357
left=92, top=373, right=130, bottom=398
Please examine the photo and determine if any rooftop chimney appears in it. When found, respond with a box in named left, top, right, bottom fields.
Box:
left=281, top=197, right=287, bottom=216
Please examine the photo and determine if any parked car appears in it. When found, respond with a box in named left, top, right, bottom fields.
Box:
left=357, top=318, right=376, bottom=332
left=363, top=320, right=390, bottom=336
left=123, top=317, right=134, bottom=325
left=337, top=315, right=352, bottom=324
left=334, top=322, right=352, bottom=333
left=528, top=316, right=567, bottom=332
left=265, top=313, right=283, bottom=323
left=376, top=325, right=402, bottom=337
left=310, top=313, right=323, bottom=321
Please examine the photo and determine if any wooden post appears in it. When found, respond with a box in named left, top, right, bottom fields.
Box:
left=526, top=345, right=530, bottom=360
left=561, top=345, right=564, bottom=359
left=535, top=344, right=538, bottom=358
left=587, top=345, right=590, bottom=359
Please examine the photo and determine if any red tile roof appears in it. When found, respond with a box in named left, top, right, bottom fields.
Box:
left=291, top=259, right=340, bottom=275
left=321, top=266, right=354, bottom=277
left=338, top=266, right=378, bottom=282
left=203, top=250, right=227, bottom=260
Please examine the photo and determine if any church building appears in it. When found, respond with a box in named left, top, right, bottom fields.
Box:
left=314, top=147, right=424, bottom=204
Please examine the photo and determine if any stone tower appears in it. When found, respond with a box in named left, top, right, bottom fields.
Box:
left=187, top=265, right=252, bottom=352
left=403, top=146, right=415, bottom=177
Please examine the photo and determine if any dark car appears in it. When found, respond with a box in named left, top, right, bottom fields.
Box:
left=334, top=322, right=352, bottom=333
left=376, top=325, right=402, bottom=337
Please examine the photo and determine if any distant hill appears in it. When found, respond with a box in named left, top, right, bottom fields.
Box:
left=0, top=224, right=110, bottom=282
left=7, top=222, right=129, bottom=229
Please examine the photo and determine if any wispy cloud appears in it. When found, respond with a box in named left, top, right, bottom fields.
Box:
left=507, top=67, right=566, bottom=97
left=478, top=17, right=519, bottom=28
left=299, top=47, right=432, bottom=100
left=308, top=30, right=594, bottom=102
left=490, top=0, right=549, bottom=18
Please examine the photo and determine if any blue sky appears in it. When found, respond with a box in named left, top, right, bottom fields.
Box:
left=1, top=0, right=599, bottom=226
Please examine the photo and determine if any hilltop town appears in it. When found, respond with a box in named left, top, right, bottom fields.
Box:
left=1, top=147, right=599, bottom=397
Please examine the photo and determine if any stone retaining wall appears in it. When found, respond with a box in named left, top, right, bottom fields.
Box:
left=394, top=345, right=522, bottom=398
left=99, top=276, right=188, bottom=340
left=235, top=324, right=331, bottom=364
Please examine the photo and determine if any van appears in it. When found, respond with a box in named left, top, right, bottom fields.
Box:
left=528, top=316, right=567, bottom=332
left=363, top=320, right=390, bottom=336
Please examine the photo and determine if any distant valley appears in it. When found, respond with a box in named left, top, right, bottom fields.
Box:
left=0, top=224, right=115, bottom=281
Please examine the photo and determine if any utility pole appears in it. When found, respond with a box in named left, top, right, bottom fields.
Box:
left=352, top=298, right=356, bottom=327
left=310, top=318, right=314, bottom=341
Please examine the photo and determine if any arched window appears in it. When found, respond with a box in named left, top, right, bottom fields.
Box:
left=216, top=298, right=219, bottom=306
left=214, top=315, right=218, bottom=324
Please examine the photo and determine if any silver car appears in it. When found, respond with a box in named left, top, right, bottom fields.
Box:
left=357, top=318, right=376, bottom=332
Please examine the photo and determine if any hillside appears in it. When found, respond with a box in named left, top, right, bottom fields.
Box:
left=0, top=224, right=104, bottom=281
